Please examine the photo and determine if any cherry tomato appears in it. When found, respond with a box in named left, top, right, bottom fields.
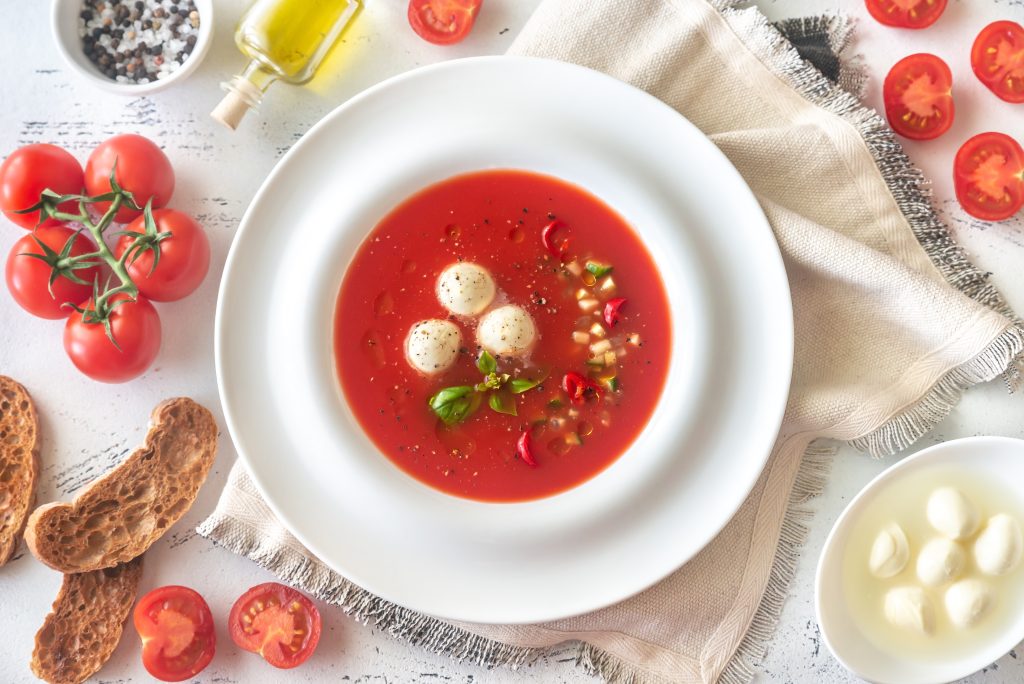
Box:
left=541, top=220, right=570, bottom=261
left=603, top=297, right=628, bottom=327
left=971, top=21, right=1024, bottom=104
left=561, top=372, right=603, bottom=405
left=63, top=294, right=161, bottom=383
left=85, top=134, right=175, bottom=223
left=953, top=132, right=1024, bottom=222
left=229, top=582, right=321, bottom=669
left=0, top=144, right=84, bottom=230
left=865, top=0, right=946, bottom=29
left=133, top=586, right=216, bottom=682
left=882, top=54, right=954, bottom=141
left=408, top=0, right=482, bottom=45
left=115, top=209, right=210, bottom=302
left=6, top=226, right=98, bottom=319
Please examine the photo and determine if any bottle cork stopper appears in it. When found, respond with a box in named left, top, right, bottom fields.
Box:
left=211, top=89, right=252, bottom=131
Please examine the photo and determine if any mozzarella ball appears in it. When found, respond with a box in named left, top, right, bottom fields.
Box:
left=916, top=537, right=965, bottom=587
left=884, top=586, right=935, bottom=635
left=944, top=579, right=992, bottom=629
left=974, top=513, right=1023, bottom=576
left=476, top=305, right=537, bottom=357
left=869, top=522, right=910, bottom=578
left=436, top=262, right=496, bottom=316
left=405, top=319, right=461, bottom=375
left=926, top=487, right=980, bottom=540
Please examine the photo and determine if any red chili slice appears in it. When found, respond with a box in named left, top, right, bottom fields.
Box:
left=603, top=297, right=627, bottom=327
left=515, top=431, right=536, bottom=466
left=541, top=220, right=570, bottom=261
left=561, top=372, right=604, bottom=405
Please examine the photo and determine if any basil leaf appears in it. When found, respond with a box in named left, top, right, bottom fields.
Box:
left=428, top=386, right=479, bottom=426
left=585, top=261, right=613, bottom=278
left=510, top=377, right=543, bottom=394
left=488, top=391, right=517, bottom=416
left=476, top=350, right=497, bottom=374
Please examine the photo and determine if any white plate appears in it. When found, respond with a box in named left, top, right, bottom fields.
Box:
left=816, top=436, right=1024, bottom=684
left=217, top=56, right=793, bottom=624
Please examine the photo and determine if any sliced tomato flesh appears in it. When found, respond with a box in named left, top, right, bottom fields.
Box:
left=971, top=21, right=1024, bottom=103
left=865, top=0, right=947, bottom=29
left=229, top=582, right=322, bottom=669
left=408, top=0, right=482, bottom=46
left=882, top=53, right=953, bottom=141
left=953, top=133, right=1024, bottom=222
left=133, top=586, right=216, bottom=682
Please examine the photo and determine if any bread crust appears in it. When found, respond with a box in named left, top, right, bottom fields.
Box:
left=25, top=397, right=217, bottom=573
left=31, top=557, right=144, bottom=684
left=0, top=376, right=40, bottom=566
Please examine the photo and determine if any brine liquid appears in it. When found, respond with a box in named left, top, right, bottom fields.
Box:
left=843, top=466, right=1024, bottom=661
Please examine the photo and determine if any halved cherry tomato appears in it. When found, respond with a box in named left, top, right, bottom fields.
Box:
left=953, top=132, right=1024, bottom=222
left=882, top=54, right=954, bottom=140
left=6, top=227, right=98, bottom=319
left=971, top=21, right=1024, bottom=104
left=85, top=134, right=175, bottom=223
left=865, top=0, right=946, bottom=29
left=603, top=297, right=628, bottom=327
left=407, top=0, right=482, bottom=46
left=515, top=431, right=536, bottom=466
left=229, top=582, right=321, bottom=669
left=562, top=372, right=603, bottom=405
left=0, top=144, right=84, bottom=230
left=63, top=293, right=162, bottom=383
left=114, top=209, right=210, bottom=302
left=133, top=586, right=216, bottom=682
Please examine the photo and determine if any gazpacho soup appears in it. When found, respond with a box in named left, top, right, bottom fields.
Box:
left=334, top=170, right=671, bottom=502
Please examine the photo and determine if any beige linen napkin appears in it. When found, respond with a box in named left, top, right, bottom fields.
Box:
left=199, top=1, right=1024, bottom=682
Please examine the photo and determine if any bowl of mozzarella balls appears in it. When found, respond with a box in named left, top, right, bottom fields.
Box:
left=816, top=436, right=1024, bottom=684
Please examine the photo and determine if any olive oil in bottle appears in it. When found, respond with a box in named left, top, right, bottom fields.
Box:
left=212, top=0, right=362, bottom=130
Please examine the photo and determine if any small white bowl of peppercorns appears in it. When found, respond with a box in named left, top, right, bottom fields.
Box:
left=51, top=0, right=213, bottom=95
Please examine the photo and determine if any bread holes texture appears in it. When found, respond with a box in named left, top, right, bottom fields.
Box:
left=31, top=556, right=143, bottom=684
left=0, top=376, right=40, bottom=566
left=25, top=398, right=217, bottom=573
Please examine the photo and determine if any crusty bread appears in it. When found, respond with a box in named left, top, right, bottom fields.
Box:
left=31, top=557, right=143, bottom=684
left=0, top=376, right=40, bottom=566
left=25, top=397, right=217, bottom=573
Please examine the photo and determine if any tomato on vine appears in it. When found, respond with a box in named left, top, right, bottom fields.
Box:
left=0, top=144, right=84, bottom=229
left=5, top=226, right=99, bottom=319
left=64, top=293, right=162, bottom=383
left=85, top=134, right=175, bottom=223
left=115, top=209, right=210, bottom=302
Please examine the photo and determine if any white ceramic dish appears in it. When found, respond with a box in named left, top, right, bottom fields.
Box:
left=816, top=436, right=1024, bottom=684
left=51, top=0, right=213, bottom=95
left=216, top=56, right=793, bottom=624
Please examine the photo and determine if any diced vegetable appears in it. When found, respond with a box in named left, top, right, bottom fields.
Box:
left=565, top=432, right=583, bottom=446
left=585, top=261, right=613, bottom=278
left=585, top=357, right=605, bottom=367
left=602, top=377, right=620, bottom=392
left=579, top=298, right=599, bottom=312
left=589, top=322, right=606, bottom=338
left=590, top=339, right=612, bottom=355
left=604, top=350, right=617, bottom=366
left=575, top=288, right=589, bottom=300
left=566, top=261, right=583, bottom=276
left=572, top=331, right=590, bottom=345
left=627, top=333, right=641, bottom=346
left=599, top=276, right=617, bottom=293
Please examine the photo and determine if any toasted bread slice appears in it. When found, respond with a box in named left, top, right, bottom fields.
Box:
left=25, top=398, right=217, bottom=573
left=0, top=376, right=40, bottom=566
left=31, top=557, right=143, bottom=684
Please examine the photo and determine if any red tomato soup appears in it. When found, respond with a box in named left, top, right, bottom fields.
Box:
left=334, top=170, right=671, bottom=502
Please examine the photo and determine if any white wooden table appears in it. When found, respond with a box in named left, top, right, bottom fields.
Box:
left=1, top=1, right=1022, bottom=682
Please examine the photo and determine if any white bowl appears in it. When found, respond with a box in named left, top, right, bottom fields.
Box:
left=816, top=436, right=1024, bottom=684
left=51, top=0, right=213, bottom=95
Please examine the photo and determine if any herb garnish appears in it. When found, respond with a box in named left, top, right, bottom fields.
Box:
left=428, top=350, right=545, bottom=426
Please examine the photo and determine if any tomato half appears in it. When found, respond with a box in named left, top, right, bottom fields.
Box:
left=0, top=144, right=84, bottom=230
left=133, top=586, right=216, bottom=682
left=865, top=0, right=947, bottom=29
left=6, top=226, right=98, bottom=319
left=115, top=209, right=210, bottom=302
left=883, top=54, right=954, bottom=140
left=85, top=134, right=175, bottom=223
left=229, top=582, right=321, bottom=669
left=408, top=0, right=482, bottom=45
left=971, top=21, right=1024, bottom=104
left=953, top=132, right=1024, bottom=222
left=63, top=294, right=162, bottom=383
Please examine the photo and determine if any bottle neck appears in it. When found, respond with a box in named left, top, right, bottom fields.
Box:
left=211, top=61, right=279, bottom=130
